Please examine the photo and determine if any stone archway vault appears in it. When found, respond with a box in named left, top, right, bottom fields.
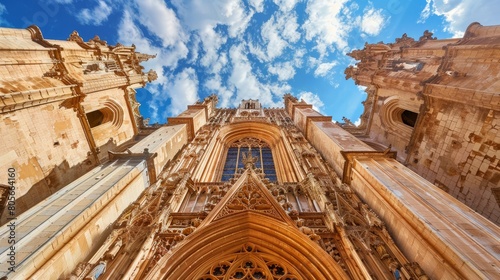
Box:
left=145, top=211, right=349, bottom=279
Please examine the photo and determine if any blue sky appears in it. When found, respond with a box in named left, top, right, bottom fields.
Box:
left=1, top=0, right=499, bottom=124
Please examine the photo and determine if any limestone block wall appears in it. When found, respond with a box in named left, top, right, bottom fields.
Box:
left=407, top=97, right=500, bottom=224
left=345, top=23, right=500, bottom=224
left=364, top=88, right=423, bottom=161
left=350, top=157, right=500, bottom=279
left=405, top=27, right=500, bottom=223
left=81, top=88, right=137, bottom=160
left=0, top=101, right=94, bottom=216
left=307, top=121, right=372, bottom=176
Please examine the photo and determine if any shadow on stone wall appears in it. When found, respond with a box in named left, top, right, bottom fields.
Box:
left=0, top=137, right=127, bottom=226
left=6, top=159, right=95, bottom=224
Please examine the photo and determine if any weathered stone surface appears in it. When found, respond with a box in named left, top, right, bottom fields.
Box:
left=345, top=23, right=500, bottom=224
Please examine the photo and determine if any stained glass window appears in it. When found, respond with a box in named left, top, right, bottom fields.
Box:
left=221, top=138, right=277, bottom=182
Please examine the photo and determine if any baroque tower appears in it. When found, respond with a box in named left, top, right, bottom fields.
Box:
left=0, top=25, right=499, bottom=280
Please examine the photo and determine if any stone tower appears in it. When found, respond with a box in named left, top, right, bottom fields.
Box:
left=0, top=25, right=499, bottom=280
left=343, top=22, right=500, bottom=224
left=0, top=26, right=157, bottom=219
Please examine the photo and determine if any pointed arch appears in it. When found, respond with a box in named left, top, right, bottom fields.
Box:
left=145, top=211, right=349, bottom=279
left=194, top=121, right=304, bottom=183
left=145, top=171, right=349, bottom=279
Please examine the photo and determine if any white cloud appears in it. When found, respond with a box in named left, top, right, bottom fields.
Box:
left=204, top=74, right=234, bottom=108
left=273, top=0, right=300, bottom=13
left=228, top=44, right=282, bottom=107
left=249, top=0, right=265, bottom=12
left=77, top=0, right=112, bottom=25
left=353, top=118, right=361, bottom=126
left=419, top=0, right=500, bottom=37
left=268, top=83, right=292, bottom=101
left=261, top=16, right=288, bottom=60
left=303, top=0, right=353, bottom=56
left=50, top=0, right=73, bottom=3
left=187, top=34, right=201, bottom=63
left=314, top=62, right=337, bottom=77
left=171, top=0, right=253, bottom=38
left=259, top=11, right=300, bottom=61
left=280, top=13, right=301, bottom=43
left=298, top=91, right=324, bottom=112
left=307, top=56, right=337, bottom=77
left=165, top=68, right=200, bottom=116
left=269, top=61, right=296, bottom=81
left=419, top=0, right=432, bottom=23
left=119, top=8, right=189, bottom=71
left=134, top=0, right=186, bottom=47
left=247, top=42, right=268, bottom=62
left=360, top=7, right=387, bottom=36
left=198, top=26, right=228, bottom=72
left=292, top=48, right=306, bottom=68
left=0, top=4, right=8, bottom=26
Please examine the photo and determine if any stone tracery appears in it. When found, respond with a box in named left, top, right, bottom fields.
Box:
left=197, top=244, right=301, bottom=280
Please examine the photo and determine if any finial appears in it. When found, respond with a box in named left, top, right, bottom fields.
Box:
left=242, top=148, right=258, bottom=169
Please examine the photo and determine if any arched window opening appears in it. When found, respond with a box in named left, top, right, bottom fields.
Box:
left=86, top=108, right=113, bottom=128
left=401, top=110, right=418, bottom=127
left=221, top=138, right=277, bottom=182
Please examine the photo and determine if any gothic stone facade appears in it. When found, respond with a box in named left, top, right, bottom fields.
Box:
left=0, top=25, right=499, bottom=280
left=343, top=22, right=500, bottom=224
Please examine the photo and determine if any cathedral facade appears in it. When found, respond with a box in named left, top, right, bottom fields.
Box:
left=0, top=24, right=499, bottom=280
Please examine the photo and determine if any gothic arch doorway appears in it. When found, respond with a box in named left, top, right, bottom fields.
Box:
left=145, top=171, right=349, bottom=279
left=146, top=211, right=349, bottom=280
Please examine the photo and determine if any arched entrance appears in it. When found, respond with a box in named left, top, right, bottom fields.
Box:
left=147, top=211, right=349, bottom=279
left=145, top=171, right=349, bottom=279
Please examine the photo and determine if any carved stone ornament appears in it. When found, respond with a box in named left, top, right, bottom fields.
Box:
left=419, top=30, right=436, bottom=41
left=344, top=65, right=357, bottom=80
left=197, top=243, right=302, bottom=280
left=67, top=30, right=84, bottom=43
left=394, top=33, right=415, bottom=48
left=147, top=69, right=158, bottom=82
left=88, top=35, right=107, bottom=45
left=214, top=180, right=280, bottom=220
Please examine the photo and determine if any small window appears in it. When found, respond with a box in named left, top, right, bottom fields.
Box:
left=86, top=110, right=105, bottom=128
left=401, top=110, right=418, bottom=127
left=86, top=108, right=113, bottom=128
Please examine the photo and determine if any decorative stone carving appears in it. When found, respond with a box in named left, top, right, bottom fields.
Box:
left=104, top=238, right=122, bottom=260
left=394, top=33, right=415, bottom=48
left=296, top=218, right=321, bottom=241
left=88, top=35, right=107, bottom=45
left=146, top=69, right=158, bottom=82
left=344, top=65, right=357, bottom=80
left=67, top=30, right=84, bottom=43
left=197, top=244, right=301, bottom=280
left=85, top=261, right=107, bottom=280
left=361, top=204, right=383, bottom=227
left=419, top=30, right=436, bottom=41
left=215, top=180, right=280, bottom=220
